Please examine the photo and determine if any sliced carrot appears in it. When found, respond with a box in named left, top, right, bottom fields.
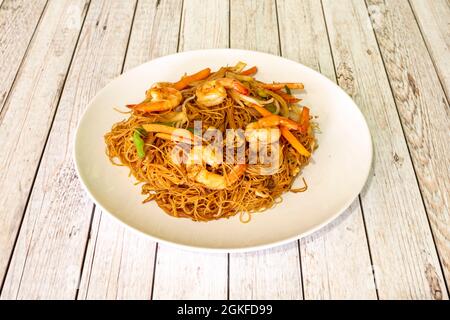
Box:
left=300, top=106, right=310, bottom=133
left=250, top=102, right=310, bottom=156
left=280, top=126, right=311, bottom=157
left=275, top=90, right=301, bottom=103
left=240, top=66, right=257, bottom=76
left=173, top=68, right=211, bottom=90
left=249, top=103, right=272, bottom=117
left=258, top=115, right=301, bottom=131
left=261, top=82, right=304, bottom=91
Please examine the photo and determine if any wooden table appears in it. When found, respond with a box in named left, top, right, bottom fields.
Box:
left=0, top=0, right=448, bottom=300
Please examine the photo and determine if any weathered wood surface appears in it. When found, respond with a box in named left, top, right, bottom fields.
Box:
left=0, top=0, right=448, bottom=299
left=277, top=0, right=378, bottom=299
left=78, top=0, right=182, bottom=300
left=322, top=0, right=447, bottom=299
left=367, top=0, right=450, bottom=288
left=0, top=0, right=48, bottom=112
left=409, top=0, right=450, bottom=99
left=0, top=0, right=90, bottom=294
left=1, top=0, right=136, bottom=299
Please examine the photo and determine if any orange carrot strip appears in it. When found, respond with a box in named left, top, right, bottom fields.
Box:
left=280, top=126, right=311, bottom=157
left=249, top=103, right=272, bottom=117
left=300, top=106, right=310, bottom=133
left=275, top=91, right=301, bottom=103
left=240, top=66, right=257, bottom=76
left=173, top=68, right=211, bottom=90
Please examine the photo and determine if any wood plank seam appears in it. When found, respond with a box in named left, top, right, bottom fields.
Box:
left=74, top=204, right=97, bottom=300
left=357, top=195, right=381, bottom=298
left=296, top=240, right=306, bottom=299
left=273, top=0, right=283, bottom=61
left=0, top=0, right=92, bottom=296
left=0, top=0, right=49, bottom=115
left=149, top=243, right=159, bottom=300
left=175, top=0, right=184, bottom=52
left=363, top=0, right=450, bottom=295
left=407, top=0, right=450, bottom=102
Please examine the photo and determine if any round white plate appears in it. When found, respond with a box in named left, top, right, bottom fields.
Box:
left=74, top=49, right=372, bottom=252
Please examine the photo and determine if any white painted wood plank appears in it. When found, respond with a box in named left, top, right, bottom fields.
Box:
left=0, top=0, right=89, bottom=291
left=153, top=245, right=228, bottom=299
left=1, top=0, right=137, bottom=299
left=322, top=0, right=447, bottom=300
left=300, top=203, right=377, bottom=299
left=152, top=0, right=229, bottom=300
left=367, top=0, right=450, bottom=289
left=230, top=0, right=279, bottom=54
left=409, top=0, right=450, bottom=99
left=0, top=0, right=47, bottom=111
left=277, top=0, right=377, bottom=300
left=78, top=209, right=155, bottom=300
left=230, top=242, right=302, bottom=299
left=78, top=0, right=183, bottom=300
left=228, top=0, right=303, bottom=300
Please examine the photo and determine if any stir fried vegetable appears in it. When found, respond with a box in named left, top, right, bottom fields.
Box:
left=133, top=127, right=147, bottom=159
left=240, top=66, right=257, bottom=75
left=300, top=107, right=310, bottom=133
left=280, top=126, right=311, bottom=157
left=173, top=68, right=211, bottom=90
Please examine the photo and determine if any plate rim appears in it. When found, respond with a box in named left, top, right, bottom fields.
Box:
left=73, top=48, right=373, bottom=253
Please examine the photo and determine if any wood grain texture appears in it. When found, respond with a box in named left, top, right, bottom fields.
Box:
left=151, top=0, right=229, bottom=300
left=0, top=0, right=89, bottom=292
left=78, top=0, right=183, bottom=300
left=152, top=245, right=228, bottom=299
left=1, top=0, right=136, bottom=299
left=230, top=242, right=303, bottom=299
left=277, top=0, right=377, bottom=300
left=0, top=0, right=47, bottom=112
left=230, top=0, right=279, bottom=54
left=322, top=0, right=447, bottom=300
left=229, top=0, right=303, bottom=300
left=367, top=0, right=450, bottom=289
left=409, top=0, right=450, bottom=99
left=78, top=210, right=155, bottom=299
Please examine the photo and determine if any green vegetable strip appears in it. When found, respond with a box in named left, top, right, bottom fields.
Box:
left=284, top=85, right=292, bottom=95
left=264, top=103, right=277, bottom=114
left=133, top=128, right=147, bottom=159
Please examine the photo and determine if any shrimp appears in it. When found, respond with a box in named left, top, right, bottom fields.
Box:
left=245, top=122, right=281, bottom=145
left=133, top=85, right=182, bottom=113
left=256, top=114, right=302, bottom=131
left=196, top=78, right=249, bottom=107
left=186, top=146, right=247, bottom=190
left=245, top=113, right=302, bottom=145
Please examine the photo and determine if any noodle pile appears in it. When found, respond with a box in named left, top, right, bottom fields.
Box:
left=105, top=63, right=316, bottom=222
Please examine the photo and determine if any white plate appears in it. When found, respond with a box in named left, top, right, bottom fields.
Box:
left=74, top=49, right=372, bottom=252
